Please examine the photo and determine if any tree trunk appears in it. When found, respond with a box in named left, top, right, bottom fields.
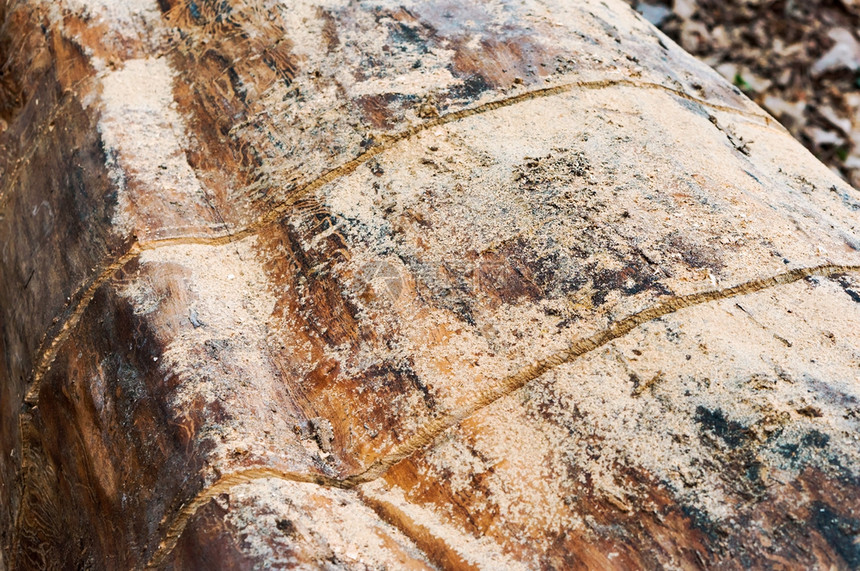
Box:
left=2, top=0, right=860, bottom=568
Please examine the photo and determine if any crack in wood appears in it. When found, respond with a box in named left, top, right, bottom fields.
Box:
left=1, top=74, right=778, bottom=220
left=141, top=263, right=860, bottom=568
left=20, top=77, right=781, bottom=404
left=356, top=487, right=478, bottom=571
left=144, top=467, right=351, bottom=570
left=340, top=263, right=860, bottom=485
left=6, top=67, right=820, bottom=566
left=9, top=71, right=838, bottom=560
left=23, top=243, right=142, bottom=404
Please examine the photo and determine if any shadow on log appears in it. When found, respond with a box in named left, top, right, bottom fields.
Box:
left=1, top=0, right=860, bottom=568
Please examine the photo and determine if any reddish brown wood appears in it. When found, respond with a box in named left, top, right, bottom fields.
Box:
left=1, top=0, right=860, bottom=569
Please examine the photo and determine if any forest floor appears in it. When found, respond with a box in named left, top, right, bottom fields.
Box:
left=629, top=0, right=860, bottom=189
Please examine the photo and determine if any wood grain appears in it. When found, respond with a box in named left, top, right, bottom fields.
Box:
left=2, top=0, right=860, bottom=568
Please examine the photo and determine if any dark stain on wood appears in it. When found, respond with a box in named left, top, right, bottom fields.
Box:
left=695, top=406, right=751, bottom=449
left=356, top=93, right=400, bottom=131
left=468, top=245, right=544, bottom=308
left=812, top=500, right=860, bottom=568
left=662, top=233, right=726, bottom=273
left=317, top=8, right=340, bottom=53
left=167, top=500, right=256, bottom=570
left=590, top=259, right=670, bottom=305
left=13, top=284, right=210, bottom=567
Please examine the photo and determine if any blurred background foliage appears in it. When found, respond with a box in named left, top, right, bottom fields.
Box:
left=630, top=0, right=860, bottom=189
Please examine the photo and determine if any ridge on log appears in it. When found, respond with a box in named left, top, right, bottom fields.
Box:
left=1, top=0, right=860, bottom=569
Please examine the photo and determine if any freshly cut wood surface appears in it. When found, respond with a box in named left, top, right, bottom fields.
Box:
left=1, top=0, right=859, bottom=568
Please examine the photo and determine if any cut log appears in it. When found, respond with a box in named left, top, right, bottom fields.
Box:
left=1, top=0, right=860, bottom=568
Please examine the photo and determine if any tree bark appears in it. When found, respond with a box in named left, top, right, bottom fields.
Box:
left=1, top=0, right=860, bottom=568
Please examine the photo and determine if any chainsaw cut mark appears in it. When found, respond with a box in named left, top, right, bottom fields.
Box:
left=340, top=263, right=860, bottom=485
left=1, top=76, right=779, bottom=222
left=21, top=75, right=787, bottom=395
left=13, top=70, right=831, bottom=566
left=144, top=467, right=352, bottom=569
left=21, top=78, right=772, bottom=400
left=141, top=263, right=860, bottom=568
left=24, top=243, right=141, bottom=403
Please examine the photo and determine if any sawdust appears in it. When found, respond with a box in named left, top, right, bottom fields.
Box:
left=8, top=0, right=860, bottom=565
left=223, top=478, right=435, bottom=569
left=62, top=0, right=161, bottom=26
left=312, top=82, right=860, bottom=433
left=360, top=479, right=529, bottom=570
left=36, top=0, right=165, bottom=62
left=375, top=276, right=860, bottom=556
left=98, top=57, right=212, bottom=238
left=117, top=238, right=319, bottom=479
